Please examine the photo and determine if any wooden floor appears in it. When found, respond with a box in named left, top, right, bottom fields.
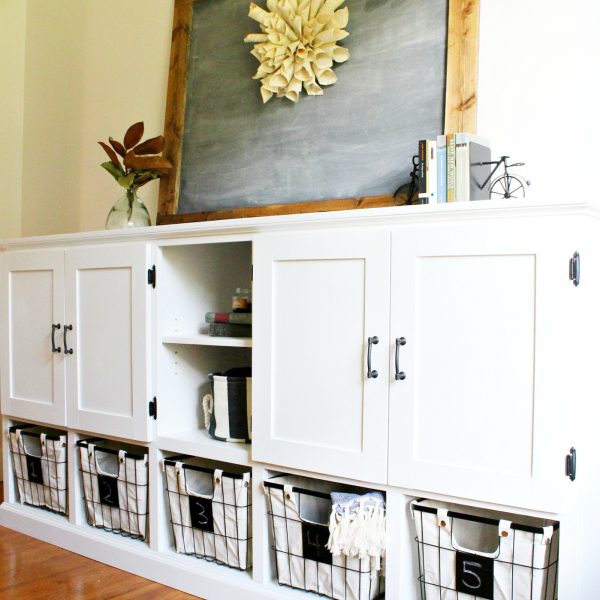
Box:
left=0, top=488, right=199, bottom=599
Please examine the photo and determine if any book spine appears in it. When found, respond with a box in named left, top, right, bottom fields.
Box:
left=446, top=134, right=456, bottom=202
left=436, top=135, right=447, bottom=203
left=455, top=134, right=469, bottom=202
left=205, top=312, right=252, bottom=325
left=209, top=322, right=252, bottom=337
left=426, top=140, right=437, bottom=204
left=418, top=139, right=427, bottom=203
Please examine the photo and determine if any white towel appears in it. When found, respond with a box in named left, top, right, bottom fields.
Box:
left=327, top=491, right=386, bottom=574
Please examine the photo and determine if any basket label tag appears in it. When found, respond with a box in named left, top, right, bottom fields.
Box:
left=456, top=551, right=494, bottom=599
left=302, top=522, right=332, bottom=565
left=26, top=455, right=43, bottom=485
left=189, top=496, right=214, bottom=532
left=98, top=475, right=120, bottom=508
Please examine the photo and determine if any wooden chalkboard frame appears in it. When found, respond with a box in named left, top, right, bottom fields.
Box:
left=157, top=0, right=480, bottom=225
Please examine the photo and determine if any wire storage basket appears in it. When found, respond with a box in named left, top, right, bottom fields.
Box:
left=8, top=424, right=67, bottom=515
left=163, top=455, right=252, bottom=570
left=411, top=499, right=559, bottom=600
left=264, top=475, right=385, bottom=600
left=77, top=438, right=148, bottom=541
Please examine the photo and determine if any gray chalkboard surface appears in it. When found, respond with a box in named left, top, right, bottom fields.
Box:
left=175, top=0, right=448, bottom=215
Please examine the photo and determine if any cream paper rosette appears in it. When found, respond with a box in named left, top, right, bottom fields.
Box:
left=244, top=0, right=350, bottom=103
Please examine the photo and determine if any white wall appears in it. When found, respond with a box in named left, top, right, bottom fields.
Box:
left=2, top=0, right=598, bottom=236
left=477, top=0, right=599, bottom=201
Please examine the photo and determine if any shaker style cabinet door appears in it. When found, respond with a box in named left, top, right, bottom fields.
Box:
left=253, top=229, right=390, bottom=484
left=388, top=220, right=573, bottom=511
left=64, top=244, right=151, bottom=441
left=1, top=250, right=66, bottom=426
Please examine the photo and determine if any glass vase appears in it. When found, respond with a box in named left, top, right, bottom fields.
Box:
left=105, top=187, right=151, bottom=229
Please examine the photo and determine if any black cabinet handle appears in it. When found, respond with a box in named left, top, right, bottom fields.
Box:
left=566, top=447, right=576, bottom=481
left=395, top=337, right=406, bottom=381
left=51, top=324, right=62, bottom=353
left=63, top=324, right=73, bottom=355
left=367, top=336, right=379, bottom=379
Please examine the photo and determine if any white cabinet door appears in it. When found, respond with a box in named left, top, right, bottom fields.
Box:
left=65, top=244, right=151, bottom=441
left=253, top=230, right=390, bottom=483
left=389, top=220, right=572, bottom=510
left=1, top=250, right=66, bottom=425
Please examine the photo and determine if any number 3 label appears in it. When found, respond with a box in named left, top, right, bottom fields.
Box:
left=456, top=551, right=494, bottom=599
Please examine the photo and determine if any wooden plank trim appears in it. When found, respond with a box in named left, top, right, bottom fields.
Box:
left=157, top=193, right=411, bottom=224
left=444, top=0, right=480, bottom=134
left=158, top=0, right=194, bottom=217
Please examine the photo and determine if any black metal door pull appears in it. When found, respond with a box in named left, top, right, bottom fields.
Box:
left=367, top=336, right=379, bottom=379
left=51, top=324, right=61, bottom=353
left=63, top=324, right=73, bottom=355
left=395, top=337, right=406, bottom=380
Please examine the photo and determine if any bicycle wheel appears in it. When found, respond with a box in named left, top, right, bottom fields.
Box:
left=489, top=174, right=528, bottom=199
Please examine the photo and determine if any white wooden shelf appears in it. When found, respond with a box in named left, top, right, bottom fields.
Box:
left=155, top=429, right=251, bottom=466
left=162, top=334, right=252, bottom=348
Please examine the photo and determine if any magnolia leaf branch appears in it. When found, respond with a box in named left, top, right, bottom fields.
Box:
left=99, top=121, right=172, bottom=190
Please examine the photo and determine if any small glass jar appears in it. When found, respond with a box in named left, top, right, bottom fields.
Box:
left=232, top=288, right=251, bottom=313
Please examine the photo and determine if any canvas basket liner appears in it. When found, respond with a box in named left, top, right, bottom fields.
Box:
left=163, top=455, right=252, bottom=569
left=265, top=474, right=384, bottom=600
left=78, top=439, right=148, bottom=539
left=8, top=424, right=67, bottom=514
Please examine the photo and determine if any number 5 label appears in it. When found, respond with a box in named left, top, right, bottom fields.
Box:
left=456, top=551, right=494, bottom=599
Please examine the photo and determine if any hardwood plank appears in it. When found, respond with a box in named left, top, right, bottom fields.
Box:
left=159, top=0, right=194, bottom=219
left=0, top=490, right=198, bottom=599
left=157, top=192, right=409, bottom=225
left=445, top=0, right=480, bottom=133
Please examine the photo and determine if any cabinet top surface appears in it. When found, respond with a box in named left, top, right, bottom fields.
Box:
left=2, top=198, right=598, bottom=249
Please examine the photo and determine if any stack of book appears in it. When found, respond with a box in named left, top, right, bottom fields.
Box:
left=205, top=312, right=252, bottom=338
left=418, top=133, right=491, bottom=203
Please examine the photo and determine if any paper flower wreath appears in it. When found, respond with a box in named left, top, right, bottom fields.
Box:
left=244, top=0, right=350, bottom=103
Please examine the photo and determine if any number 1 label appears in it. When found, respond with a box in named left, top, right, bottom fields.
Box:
left=26, top=455, right=44, bottom=485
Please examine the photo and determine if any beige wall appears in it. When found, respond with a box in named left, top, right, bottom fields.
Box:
left=20, top=0, right=85, bottom=236
left=76, top=1, right=173, bottom=232
left=0, top=0, right=26, bottom=240
left=1, top=0, right=172, bottom=238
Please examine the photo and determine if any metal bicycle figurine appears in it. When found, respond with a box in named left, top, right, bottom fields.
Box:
left=393, top=154, right=420, bottom=205
left=478, top=155, right=531, bottom=199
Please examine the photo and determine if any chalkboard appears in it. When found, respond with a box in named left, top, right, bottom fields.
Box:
left=158, top=0, right=480, bottom=223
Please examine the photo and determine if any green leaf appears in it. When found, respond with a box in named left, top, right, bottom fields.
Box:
left=117, top=173, right=136, bottom=189
left=101, top=161, right=125, bottom=181
left=133, top=170, right=161, bottom=188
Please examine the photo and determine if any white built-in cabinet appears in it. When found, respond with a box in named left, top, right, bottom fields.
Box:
left=388, top=221, right=576, bottom=512
left=1, top=243, right=151, bottom=441
left=1, top=249, right=66, bottom=426
left=0, top=203, right=598, bottom=600
left=253, top=229, right=391, bottom=483
left=253, top=220, right=576, bottom=512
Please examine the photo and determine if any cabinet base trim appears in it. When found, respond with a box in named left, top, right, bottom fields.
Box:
left=0, top=503, right=279, bottom=600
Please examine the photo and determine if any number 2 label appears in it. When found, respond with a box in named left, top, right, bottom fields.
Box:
left=456, top=551, right=494, bottom=599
